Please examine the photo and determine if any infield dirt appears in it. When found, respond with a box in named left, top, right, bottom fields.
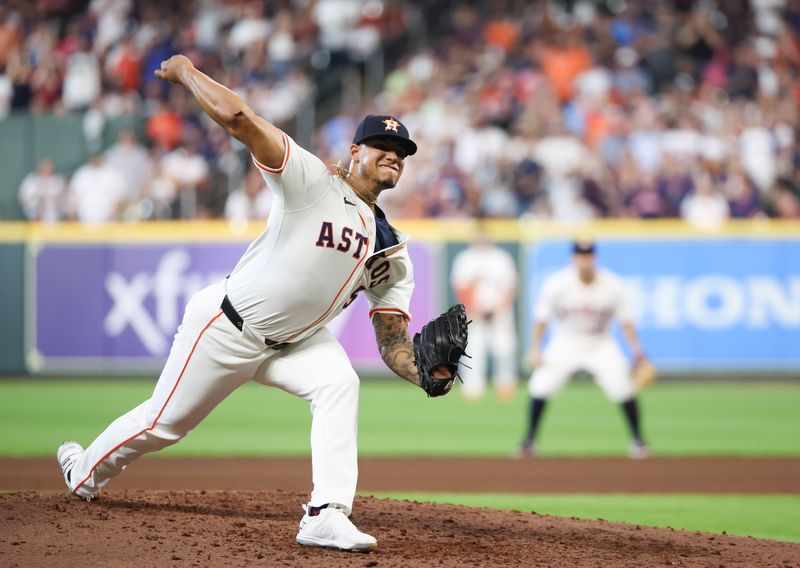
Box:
left=2, top=457, right=799, bottom=567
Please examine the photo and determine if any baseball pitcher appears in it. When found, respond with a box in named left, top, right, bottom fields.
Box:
left=57, top=55, right=468, bottom=552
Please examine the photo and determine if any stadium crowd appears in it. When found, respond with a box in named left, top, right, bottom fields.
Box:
left=5, top=0, right=800, bottom=225
left=5, top=0, right=414, bottom=222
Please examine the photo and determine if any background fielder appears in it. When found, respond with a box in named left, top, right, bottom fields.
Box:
left=516, top=240, right=650, bottom=459
left=451, top=230, right=518, bottom=401
left=57, top=54, right=458, bottom=553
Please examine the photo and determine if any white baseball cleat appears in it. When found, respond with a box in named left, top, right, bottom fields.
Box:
left=511, top=439, right=536, bottom=459
left=628, top=440, right=650, bottom=460
left=56, top=441, right=96, bottom=501
left=296, top=503, right=377, bottom=551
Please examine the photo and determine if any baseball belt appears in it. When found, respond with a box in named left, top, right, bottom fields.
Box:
left=221, top=295, right=288, bottom=350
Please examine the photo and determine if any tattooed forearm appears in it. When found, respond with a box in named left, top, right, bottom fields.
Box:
left=372, top=313, right=420, bottom=386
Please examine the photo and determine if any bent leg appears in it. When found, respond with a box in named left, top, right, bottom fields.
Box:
left=256, top=328, right=360, bottom=514
left=586, top=339, right=635, bottom=403
left=68, top=282, right=266, bottom=498
left=527, top=335, right=576, bottom=401
left=586, top=339, right=646, bottom=450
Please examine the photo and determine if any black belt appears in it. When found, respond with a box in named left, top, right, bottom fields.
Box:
left=221, top=295, right=288, bottom=350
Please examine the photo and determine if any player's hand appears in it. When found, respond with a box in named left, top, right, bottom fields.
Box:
left=431, top=364, right=454, bottom=380
left=154, top=55, right=194, bottom=84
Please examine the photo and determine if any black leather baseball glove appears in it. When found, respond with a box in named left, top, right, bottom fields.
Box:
left=413, top=303, right=469, bottom=397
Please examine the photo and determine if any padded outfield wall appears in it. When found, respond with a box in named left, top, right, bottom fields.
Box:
left=0, top=220, right=797, bottom=376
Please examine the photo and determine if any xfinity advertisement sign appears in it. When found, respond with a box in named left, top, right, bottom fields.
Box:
left=525, top=239, right=800, bottom=370
left=31, top=242, right=437, bottom=373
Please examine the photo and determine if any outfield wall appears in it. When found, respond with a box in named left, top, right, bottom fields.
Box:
left=0, top=220, right=798, bottom=376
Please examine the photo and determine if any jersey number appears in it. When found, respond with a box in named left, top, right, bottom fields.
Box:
left=342, top=256, right=392, bottom=309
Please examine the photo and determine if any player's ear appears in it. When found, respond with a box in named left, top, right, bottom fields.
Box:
left=349, top=143, right=361, bottom=163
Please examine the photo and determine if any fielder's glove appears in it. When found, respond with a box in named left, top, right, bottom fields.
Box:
left=412, top=304, right=469, bottom=397
left=632, top=357, right=657, bottom=391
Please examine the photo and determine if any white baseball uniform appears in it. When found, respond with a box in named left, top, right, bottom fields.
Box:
left=528, top=266, right=635, bottom=403
left=66, top=132, right=414, bottom=514
left=451, top=244, right=517, bottom=398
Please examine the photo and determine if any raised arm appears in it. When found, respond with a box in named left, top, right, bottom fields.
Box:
left=372, top=312, right=420, bottom=386
left=154, top=55, right=284, bottom=169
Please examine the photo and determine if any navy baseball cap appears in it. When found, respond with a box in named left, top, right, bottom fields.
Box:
left=572, top=240, right=596, bottom=254
left=353, top=114, right=417, bottom=156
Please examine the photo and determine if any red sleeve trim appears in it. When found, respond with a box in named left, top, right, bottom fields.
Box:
left=384, top=245, right=405, bottom=257
left=369, top=307, right=411, bottom=321
left=252, top=132, right=291, bottom=174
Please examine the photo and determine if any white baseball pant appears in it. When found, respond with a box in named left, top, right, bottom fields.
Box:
left=66, top=280, right=361, bottom=513
left=458, top=309, right=517, bottom=398
left=528, top=333, right=635, bottom=403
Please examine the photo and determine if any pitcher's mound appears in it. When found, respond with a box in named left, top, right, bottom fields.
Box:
left=2, top=490, right=798, bottom=567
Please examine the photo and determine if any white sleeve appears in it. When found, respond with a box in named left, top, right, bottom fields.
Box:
left=251, top=133, right=331, bottom=211
left=534, top=275, right=557, bottom=322
left=365, top=247, right=414, bottom=321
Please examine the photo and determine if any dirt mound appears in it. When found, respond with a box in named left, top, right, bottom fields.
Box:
left=2, top=490, right=798, bottom=568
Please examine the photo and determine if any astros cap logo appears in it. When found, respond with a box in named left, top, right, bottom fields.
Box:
left=353, top=114, right=417, bottom=155
left=382, top=118, right=400, bottom=132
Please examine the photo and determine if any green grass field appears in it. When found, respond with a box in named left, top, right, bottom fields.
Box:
left=1, top=378, right=798, bottom=457
left=1, top=378, right=798, bottom=541
left=366, top=493, right=800, bottom=543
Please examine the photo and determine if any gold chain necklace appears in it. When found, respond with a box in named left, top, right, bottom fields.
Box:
left=334, top=162, right=377, bottom=207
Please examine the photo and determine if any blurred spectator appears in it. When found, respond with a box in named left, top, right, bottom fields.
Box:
left=532, top=119, right=594, bottom=221
left=89, top=0, right=131, bottom=54
left=105, top=35, right=142, bottom=93
left=0, top=10, right=22, bottom=68
left=61, top=37, right=101, bottom=111
left=67, top=154, right=128, bottom=225
left=8, top=51, right=32, bottom=111
left=539, top=31, right=593, bottom=103
left=159, top=142, right=210, bottom=219
left=724, top=160, right=762, bottom=218
left=313, top=0, right=368, bottom=65
left=104, top=130, right=154, bottom=204
left=146, top=102, right=183, bottom=151
left=770, top=179, right=800, bottom=219
left=18, top=158, right=66, bottom=223
left=224, top=165, right=272, bottom=223
left=142, top=162, right=178, bottom=220
left=680, top=172, right=730, bottom=230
